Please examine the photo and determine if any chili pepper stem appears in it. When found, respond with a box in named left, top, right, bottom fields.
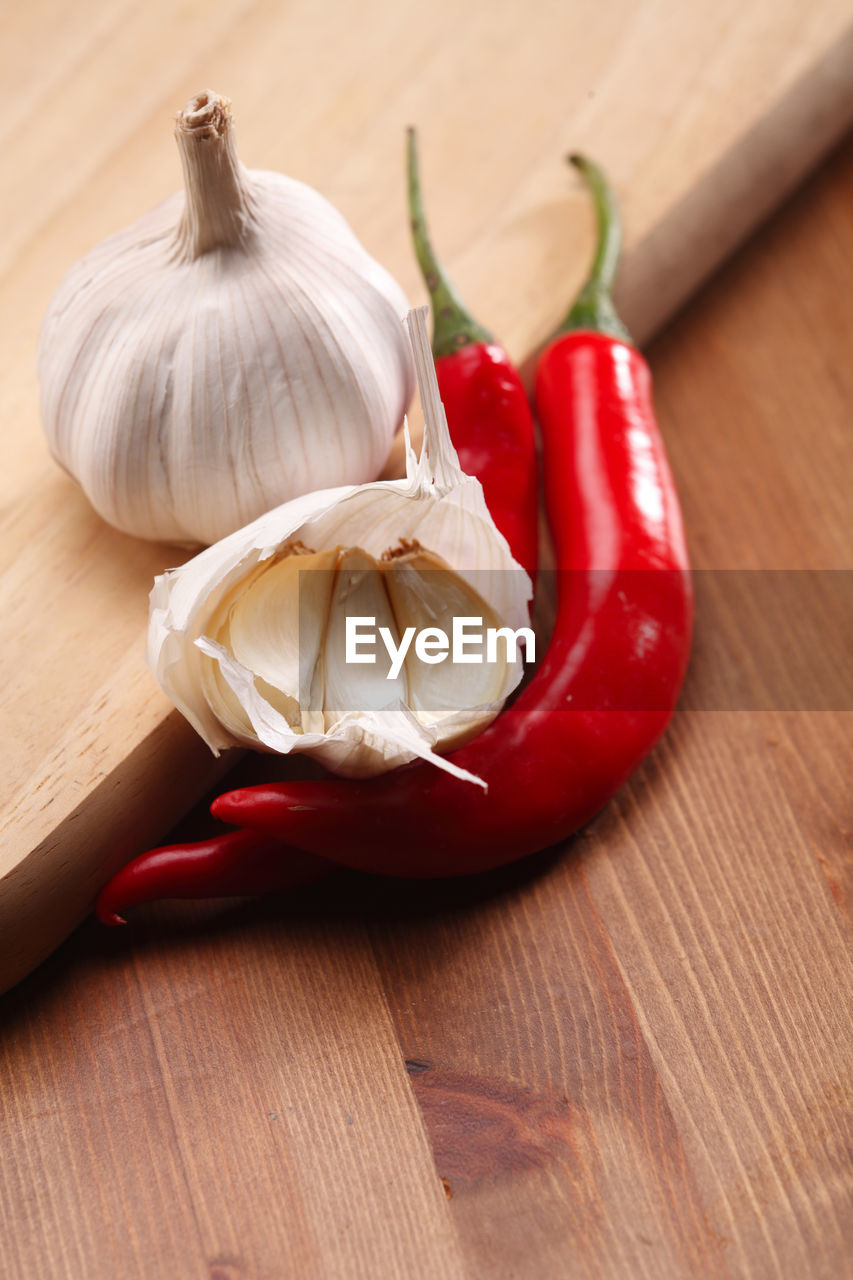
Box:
left=556, top=154, right=632, bottom=344
left=407, top=127, right=493, bottom=358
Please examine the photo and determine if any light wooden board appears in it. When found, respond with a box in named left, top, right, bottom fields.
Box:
left=1, top=0, right=852, bottom=992
left=0, top=134, right=850, bottom=1276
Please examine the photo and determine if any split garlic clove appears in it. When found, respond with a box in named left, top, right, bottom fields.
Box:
left=38, top=90, right=415, bottom=546
left=321, top=549, right=409, bottom=722
left=148, top=309, right=533, bottom=784
left=381, top=547, right=518, bottom=731
left=206, top=544, right=335, bottom=738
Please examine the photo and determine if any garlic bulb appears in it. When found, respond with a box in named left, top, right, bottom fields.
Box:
left=38, top=90, right=414, bottom=545
left=148, top=309, right=533, bottom=784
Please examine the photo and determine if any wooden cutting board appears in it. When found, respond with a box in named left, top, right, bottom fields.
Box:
left=1, top=0, right=852, bottom=994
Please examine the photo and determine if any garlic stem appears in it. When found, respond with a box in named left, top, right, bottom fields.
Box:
left=172, top=91, right=256, bottom=260
left=406, top=308, right=461, bottom=491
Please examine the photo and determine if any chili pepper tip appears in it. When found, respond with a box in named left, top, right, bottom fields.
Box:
left=95, top=901, right=127, bottom=927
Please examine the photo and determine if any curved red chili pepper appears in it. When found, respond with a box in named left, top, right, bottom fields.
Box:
left=95, top=829, right=335, bottom=925
left=95, top=132, right=538, bottom=923
left=210, top=156, right=693, bottom=876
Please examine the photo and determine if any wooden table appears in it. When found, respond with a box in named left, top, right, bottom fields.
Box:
left=1, top=119, right=851, bottom=1280
left=4, top=0, right=853, bottom=993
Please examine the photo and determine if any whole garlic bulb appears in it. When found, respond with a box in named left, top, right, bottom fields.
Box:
left=148, top=310, right=533, bottom=784
left=38, top=91, right=414, bottom=545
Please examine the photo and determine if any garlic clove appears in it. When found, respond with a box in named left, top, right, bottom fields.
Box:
left=382, top=547, right=519, bottom=736
left=321, top=549, right=409, bottom=724
left=223, top=544, right=336, bottom=737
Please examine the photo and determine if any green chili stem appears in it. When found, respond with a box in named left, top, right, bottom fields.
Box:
left=556, top=154, right=632, bottom=344
left=406, top=127, right=492, bottom=359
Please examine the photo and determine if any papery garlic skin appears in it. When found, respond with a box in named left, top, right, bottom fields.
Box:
left=38, top=91, right=414, bottom=546
left=147, top=309, right=533, bottom=784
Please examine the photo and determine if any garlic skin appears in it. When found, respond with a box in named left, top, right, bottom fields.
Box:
left=147, top=309, right=533, bottom=784
left=38, top=91, right=414, bottom=546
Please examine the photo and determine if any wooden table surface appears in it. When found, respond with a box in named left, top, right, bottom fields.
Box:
left=4, top=0, right=853, bottom=995
left=1, top=113, right=851, bottom=1280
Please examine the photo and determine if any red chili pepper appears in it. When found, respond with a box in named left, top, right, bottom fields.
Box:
left=208, top=155, right=693, bottom=877
left=95, top=132, right=539, bottom=923
left=95, top=828, right=335, bottom=925
left=406, top=127, right=539, bottom=580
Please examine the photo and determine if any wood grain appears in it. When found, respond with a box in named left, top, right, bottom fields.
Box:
left=3, top=0, right=853, bottom=994
left=1, top=128, right=850, bottom=1279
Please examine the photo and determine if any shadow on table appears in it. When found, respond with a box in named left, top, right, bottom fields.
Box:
left=0, top=835, right=570, bottom=1025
